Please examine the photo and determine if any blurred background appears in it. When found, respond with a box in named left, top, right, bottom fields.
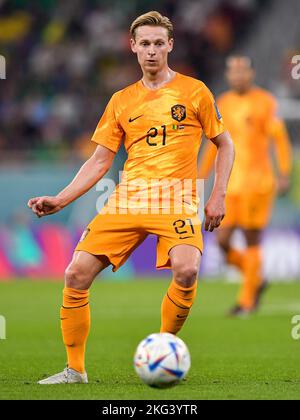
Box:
left=0, top=0, right=299, bottom=281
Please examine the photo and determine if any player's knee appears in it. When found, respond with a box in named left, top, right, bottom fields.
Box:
left=173, top=264, right=198, bottom=287
left=218, top=236, right=231, bottom=253
left=65, top=264, right=91, bottom=289
left=245, top=229, right=261, bottom=247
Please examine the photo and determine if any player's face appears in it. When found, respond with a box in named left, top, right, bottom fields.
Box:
left=131, top=26, right=173, bottom=74
left=225, top=58, right=255, bottom=93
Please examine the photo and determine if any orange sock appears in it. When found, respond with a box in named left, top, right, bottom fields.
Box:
left=60, top=287, right=90, bottom=374
left=160, top=279, right=197, bottom=335
left=238, top=246, right=262, bottom=309
left=227, top=248, right=244, bottom=271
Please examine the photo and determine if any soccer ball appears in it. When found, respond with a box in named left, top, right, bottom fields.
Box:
left=133, top=332, right=191, bottom=388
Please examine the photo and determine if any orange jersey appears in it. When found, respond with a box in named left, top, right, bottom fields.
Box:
left=92, top=72, right=225, bottom=211
left=217, top=87, right=291, bottom=194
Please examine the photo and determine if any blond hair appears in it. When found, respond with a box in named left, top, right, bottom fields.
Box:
left=130, top=11, right=173, bottom=40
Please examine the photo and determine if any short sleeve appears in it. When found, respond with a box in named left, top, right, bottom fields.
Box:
left=91, top=93, right=124, bottom=153
left=197, top=84, right=225, bottom=139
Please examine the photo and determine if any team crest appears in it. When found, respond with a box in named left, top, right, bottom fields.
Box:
left=171, top=104, right=186, bottom=122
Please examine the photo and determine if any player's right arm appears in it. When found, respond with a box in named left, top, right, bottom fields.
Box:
left=28, top=145, right=115, bottom=218
left=28, top=93, right=124, bottom=218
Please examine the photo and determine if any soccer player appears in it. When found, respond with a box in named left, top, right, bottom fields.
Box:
left=199, top=55, right=292, bottom=316
left=28, top=11, right=234, bottom=384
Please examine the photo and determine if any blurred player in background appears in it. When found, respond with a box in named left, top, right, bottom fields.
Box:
left=199, top=55, right=292, bottom=316
left=28, top=12, right=234, bottom=384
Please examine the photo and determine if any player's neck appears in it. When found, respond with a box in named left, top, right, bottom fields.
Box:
left=141, top=67, right=176, bottom=90
left=234, top=85, right=254, bottom=95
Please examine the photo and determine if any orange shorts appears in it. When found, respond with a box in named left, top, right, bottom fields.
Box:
left=221, top=192, right=275, bottom=230
left=75, top=207, right=203, bottom=272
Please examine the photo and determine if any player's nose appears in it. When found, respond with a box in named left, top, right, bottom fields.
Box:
left=147, top=47, right=156, bottom=56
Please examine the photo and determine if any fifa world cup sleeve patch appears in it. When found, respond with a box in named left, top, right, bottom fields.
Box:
left=214, top=101, right=222, bottom=120
left=79, top=228, right=90, bottom=242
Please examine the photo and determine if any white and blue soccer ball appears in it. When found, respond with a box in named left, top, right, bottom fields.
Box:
left=134, top=333, right=191, bottom=388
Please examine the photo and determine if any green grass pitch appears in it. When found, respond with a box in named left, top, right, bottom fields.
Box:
left=0, top=279, right=300, bottom=400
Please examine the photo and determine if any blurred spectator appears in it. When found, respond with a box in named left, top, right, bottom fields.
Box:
left=0, top=0, right=268, bottom=158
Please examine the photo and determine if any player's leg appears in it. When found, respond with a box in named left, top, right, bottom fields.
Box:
left=217, top=226, right=245, bottom=270
left=39, top=209, right=147, bottom=384
left=38, top=251, right=109, bottom=384
left=237, top=228, right=265, bottom=311
left=217, top=194, right=244, bottom=270
left=161, top=244, right=201, bottom=335
left=217, top=224, right=250, bottom=316
left=61, top=251, right=110, bottom=374
left=149, top=210, right=202, bottom=335
left=233, top=192, right=273, bottom=313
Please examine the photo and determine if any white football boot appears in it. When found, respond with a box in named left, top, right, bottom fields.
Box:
left=38, top=367, right=88, bottom=384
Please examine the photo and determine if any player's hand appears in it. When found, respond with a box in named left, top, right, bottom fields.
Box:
left=204, top=194, right=225, bottom=232
left=277, top=175, right=290, bottom=196
left=27, top=196, right=63, bottom=218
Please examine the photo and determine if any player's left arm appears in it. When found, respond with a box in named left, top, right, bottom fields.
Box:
left=204, top=131, right=235, bottom=231
left=269, top=118, right=293, bottom=195
left=196, top=84, right=234, bottom=231
left=198, top=141, right=217, bottom=180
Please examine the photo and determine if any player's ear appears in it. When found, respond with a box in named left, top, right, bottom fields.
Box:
left=168, top=38, right=174, bottom=53
left=130, top=38, right=137, bottom=53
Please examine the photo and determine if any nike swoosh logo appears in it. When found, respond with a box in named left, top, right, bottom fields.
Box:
left=176, top=314, right=187, bottom=319
left=129, top=114, right=143, bottom=123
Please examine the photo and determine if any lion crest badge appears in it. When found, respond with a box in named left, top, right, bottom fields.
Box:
left=171, top=104, right=186, bottom=122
